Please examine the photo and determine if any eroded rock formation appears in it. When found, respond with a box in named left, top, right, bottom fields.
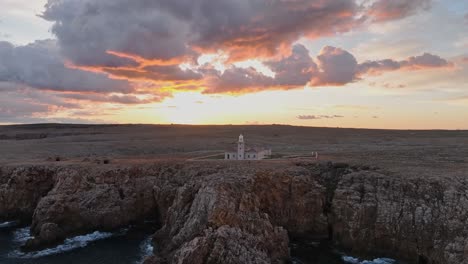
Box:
left=0, top=166, right=56, bottom=222
left=0, top=160, right=467, bottom=264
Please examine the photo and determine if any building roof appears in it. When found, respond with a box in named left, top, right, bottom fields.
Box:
left=245, top=147, right=269, bottom=153
left=226, top=145, right=270, bottom=153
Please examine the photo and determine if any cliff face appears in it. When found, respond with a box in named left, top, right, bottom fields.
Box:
left=331, top=171, right=468, bottom=264
left=0, top=161, right=467, bottom=264
left=0, top=166, right=56, bottom=222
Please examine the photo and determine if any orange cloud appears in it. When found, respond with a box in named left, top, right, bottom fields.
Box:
left=106, top=50, right=187, bottom=67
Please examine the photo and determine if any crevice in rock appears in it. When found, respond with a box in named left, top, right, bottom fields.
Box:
left=118, top=188, right=125, bottom=200
left=418, top=255, right=429, bottom=264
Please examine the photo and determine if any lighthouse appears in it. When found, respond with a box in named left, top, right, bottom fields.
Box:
left=237, top=134, right=245, bottom=160
left=224, top=134, right=271, bottom=160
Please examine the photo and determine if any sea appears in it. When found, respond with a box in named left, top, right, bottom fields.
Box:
left=0, top=221, right=154, bottom=264
left=0, top=221, right=400, bottom=264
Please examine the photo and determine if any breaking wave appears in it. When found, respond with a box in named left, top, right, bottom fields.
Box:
left=12, top=227, right=32, bottom=244
left=9, top=231, right=114, bottom=259
left=343, top=256, right=396, bottom=264
left=135, top=235, right=154, bottom=264
left=0, top=221, right=19, bottom=229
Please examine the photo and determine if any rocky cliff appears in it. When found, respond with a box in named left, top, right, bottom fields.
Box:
left=0, top=160, right=466, bottom=264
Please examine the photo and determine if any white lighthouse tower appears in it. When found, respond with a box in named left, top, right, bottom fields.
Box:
left=237, top=134, right=245, bottom=160
left=224, top=134, right=271, bottom=160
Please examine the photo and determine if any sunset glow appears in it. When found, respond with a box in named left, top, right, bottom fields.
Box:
left=0, top=0, right=467, bottom=129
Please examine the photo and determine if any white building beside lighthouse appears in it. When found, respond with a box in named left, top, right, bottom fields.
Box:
left=225, top=134, right=272, bottom=160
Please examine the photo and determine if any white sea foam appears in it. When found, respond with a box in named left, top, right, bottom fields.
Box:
left=12, top=227, right=32, bottom=244
left=0, top=221, right=19, bottom=228
left=9, top=231, right=114, bottom=259
left=343, top=256, right=396, bottom=264
left=135, top=235, right=154, bottom=264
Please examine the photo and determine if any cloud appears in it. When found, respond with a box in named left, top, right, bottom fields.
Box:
left=42, top=0, right=363, bottom=65
left=0, top=40, right=132, bottom=93
left=358, top=53, right=453, bottom=75
left=366, top=0, right=431, bottom=22
left=17, top=0, right=443, bottom=97
left=368, top=82, right=407, bottom=89
left=266, top=45, right=318, bottom=87
left=0, top=83, right=76, bottom=123
left=204, top=44, right=360, bottom=93
left=203, top=44, right=315, bottom=93
left=0, top=97, right=49, bottom=120
left=312, top=46, right=358, bottom=85
left=41, top=0, right=433, bottom=67
left=402, top=53, right=454, bottom=69
left=0, top=40, right=175, bottom=123
left=1, top=38, right=452, bottom=103
left=203, top=44, right=452, bottom=93
left=1, top=0, right=454, bottom=123
left=57, top=93, right=167, bottom=105
left=297, top=115, right=344, bottom=120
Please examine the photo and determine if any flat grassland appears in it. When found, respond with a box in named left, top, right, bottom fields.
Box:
left=0, top=124, right=467, bottom=178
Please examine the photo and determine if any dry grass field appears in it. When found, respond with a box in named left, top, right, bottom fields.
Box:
left=0, top=124, right=467, bottom=178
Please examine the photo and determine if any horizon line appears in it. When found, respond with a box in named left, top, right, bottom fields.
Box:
left=1, top=122, right=467, bottom=132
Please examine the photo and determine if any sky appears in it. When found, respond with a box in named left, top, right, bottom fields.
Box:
left=0, top=0, right=467, bottom=129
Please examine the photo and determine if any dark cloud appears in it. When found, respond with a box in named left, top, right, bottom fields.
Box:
left=0, top=0, right=449, bottom=123
left=203, top=66, right=274, bottom=94
left=41, top=0, right=431, bottom=67
left=204, top=44, right=361, bottom=93
left=203, top=44, right=317, bottom=93
left=357, top=59, right=401, bottom=74
left=358, top=53, right=453, bottom=75
left=0, top=98, right=49, bottom=120
left=0, top=83, right=74, bottom=123
left=203, top=44, right=451, bottom=94
left=42, top=0, right=362, bottom=64
left=4, top=39, right=446, bottom=100
left=58, top=93, right=166, bottom=105
left=0, top=40, right=133, bottom=93
left=366, top=0, right=431, bottom=22
left=402, top=53, right=453, bottom=69
left=297, top=115, right=344, bottom=120
left=42, top=0, right=189, bottom=67
left=23, top=0, right=441, bottom=96
left=266, top=45, right=318, bottom=86
left=313, top=46, right=358, bottom=85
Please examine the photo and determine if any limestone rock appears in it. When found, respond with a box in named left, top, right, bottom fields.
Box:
left=1, top=161, right=467, bottom=264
